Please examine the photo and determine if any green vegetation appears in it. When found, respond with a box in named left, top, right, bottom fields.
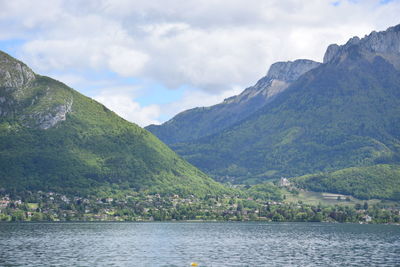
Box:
left=294, top=164, right=400, bottom=200
left=0, top=51, right=231, bottom=198
left=246, top=182, right=284, bottom=201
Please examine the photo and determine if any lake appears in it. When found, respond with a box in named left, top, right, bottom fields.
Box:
left=0, top=222, right=399, bottom=266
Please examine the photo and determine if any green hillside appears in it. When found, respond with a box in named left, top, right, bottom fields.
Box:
left=0, top=51, right=230, bottom=197
left=293, top=164, right=400, bottom=200
left=170, top=26, right=400, bottom=191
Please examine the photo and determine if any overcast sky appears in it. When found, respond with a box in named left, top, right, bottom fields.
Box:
left=0, top=0, right=399, bottom=126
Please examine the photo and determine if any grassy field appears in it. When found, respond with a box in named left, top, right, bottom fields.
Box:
left=27, top=203, right=39, bottom=210
left=282, top=190, right=389, bottom=207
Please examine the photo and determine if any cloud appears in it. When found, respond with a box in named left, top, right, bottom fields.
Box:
left=159, top=85, right=244, bottom=121
left=107, top=46, right=149, bottom=77
left=0, top=0, right=399, bottom=125
left=93, top=87, right=160, bottom=127
left=18, top=15, right=149, bottom=76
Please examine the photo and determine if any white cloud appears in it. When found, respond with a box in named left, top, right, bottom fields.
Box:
left=107, top=46, right=149, bottom=77
left=93, top=88, right=160, bottom=127
left=50, top=73, right=86, bottom=87
left=160, top=86, right=244, bottom=120
left=1, top=0, right=399, bottom=125
left=8, top=0, right=398, bottom=91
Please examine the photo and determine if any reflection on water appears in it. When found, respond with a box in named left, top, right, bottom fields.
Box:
left=0, top=222, right=399, bottom=266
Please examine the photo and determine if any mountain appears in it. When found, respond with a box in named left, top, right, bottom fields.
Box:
left=154, top=25, right=400, bottom=195
left=146, top=59, right=320, bottom=145
left=0, top=51, right=230, bottom=197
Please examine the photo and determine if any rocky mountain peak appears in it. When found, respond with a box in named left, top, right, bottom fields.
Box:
left=223, top=59, right=320, bottom=106
left=266, top=59, right=321, bottom=82
left=323, top=44, right=340, bottom=63
left=0, top=51, right=72, bottom=130
left=362, top=26, right=400, bottom=55
left=0, top=51, right=35, bottom=89
left=323, top=24, right=400, bottom=68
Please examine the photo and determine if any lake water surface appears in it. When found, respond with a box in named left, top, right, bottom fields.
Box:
left=0, top=222, right=399, bottom=266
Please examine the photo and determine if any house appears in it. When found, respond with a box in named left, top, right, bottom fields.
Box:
left=279, top=177, right=291, bottom=187
left=0, top=196, right=10, bottom=207
left=0, top=200, right=9, bottom=208
left=61, top=195, right=70, bottom=203
left=363, top=215, right=372, bottom=223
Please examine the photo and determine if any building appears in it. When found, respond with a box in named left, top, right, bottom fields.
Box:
left=279, top=177, right=291, bottom=187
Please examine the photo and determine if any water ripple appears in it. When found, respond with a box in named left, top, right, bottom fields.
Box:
left=0, top=222, right=399, bottom=266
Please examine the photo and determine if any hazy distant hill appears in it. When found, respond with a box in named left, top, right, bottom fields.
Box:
left=0, top=51, right=229, bottom=197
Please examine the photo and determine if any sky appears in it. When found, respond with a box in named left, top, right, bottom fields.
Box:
left=0, top=0, right=399, bottom=127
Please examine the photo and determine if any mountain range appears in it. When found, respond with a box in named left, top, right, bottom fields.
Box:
left=1, top=24, right=400, bottom=201
left=147, top=25, right=400, bottom=199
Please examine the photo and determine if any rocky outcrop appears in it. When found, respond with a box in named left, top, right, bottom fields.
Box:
left=0, top=51, right=37, bottom=119
left=33, top=99, right=73, bottom=129
left=266, top=59, right=321, bottom=82
left=323, top=44, right=340, bottom=64
left=323, top=24, right=400, bottom=68
left=362, top=25, right=400, bottom=55
left=224, top=59, right=320, bottom=105
left=0, top=51, right=35, bottom=89
left=0, top=50, right=73, bottom=129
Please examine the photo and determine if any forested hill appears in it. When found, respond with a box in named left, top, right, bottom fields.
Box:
left=0, top=51, right=230, bottom=197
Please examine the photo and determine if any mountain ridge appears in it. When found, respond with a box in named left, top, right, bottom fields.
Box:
left=324, top=24, right=400, bottom=68
left=146, top=59, right=320, bottom=144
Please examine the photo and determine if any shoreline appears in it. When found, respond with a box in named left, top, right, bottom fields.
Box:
left=1, top=220, right=399, bottom=225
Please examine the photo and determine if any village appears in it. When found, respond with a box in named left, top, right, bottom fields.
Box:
left=0, top=189, right=399, bottom=224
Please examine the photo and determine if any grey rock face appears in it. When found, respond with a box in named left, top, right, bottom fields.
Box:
left=266, top=59, right=321, bottom=82
left=362, top=25, right=400, bottom=55
left=225, top=59, right=320, bottom=105
left=31, top=98, right=73, bottom=130
left=0, top=51, right=73, bottom=130
left=0, top=51, right=35, bottom=89
left=223, top=77, right=289, bottom=105
left=0, top=52, right=37, bottom=120
left=323, top=24, right=400, bottom=68
left=323, top=44, right=340, bottom=63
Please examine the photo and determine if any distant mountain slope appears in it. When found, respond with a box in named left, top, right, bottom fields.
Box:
left=146, top=59, right=320, bottom=144
left=0, top=51, right=230, bottom=197
left=169, top=25, right=400, bottom=185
